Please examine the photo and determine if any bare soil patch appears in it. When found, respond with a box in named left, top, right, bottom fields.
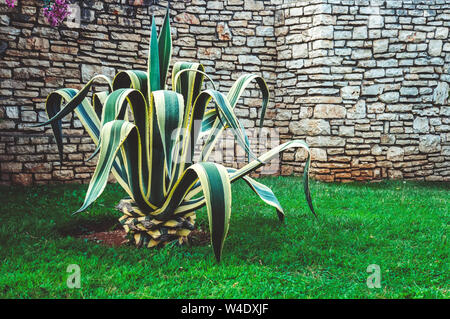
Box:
left=77, top=227, right=210, bottom=247
left=79, top=229, right=128, bottom=247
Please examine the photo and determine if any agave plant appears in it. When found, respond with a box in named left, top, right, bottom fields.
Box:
left=35, top=8, right=316, bottom=261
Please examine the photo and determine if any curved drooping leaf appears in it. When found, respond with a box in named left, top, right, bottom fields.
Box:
left=182, top=140, right=316, bottom=218
left=151, top=162, right=231, bottom=261
left=193, top=162, right=231, bottom=262
left=112, top=70, right=148, bottom=96
left=101, top=89, right=151, bottom=198
left=75, top=120, right=135, bottom=214
left=92, top=91, right=109, bottom=120
left=194, top=89, right=257, bottom=162
left=172, top=62, right=206, bottom=115
left=172, top=67, right=218, bottom=93
left=227, top=168, right=285, bottom=222
left=152, top=90, right=184, bottom=187
left=37, top=87, right=135, bottom=198
left=227, top=74, right=269, bottom=128
left=172, top=66, right=218, bottom=138
left=42, top=89, right=96, bottom=164
left=229, top=140, right=317, bottom=218
left=32, top=74, right=112, bottom=129
left=200, top=109, right=218, bottom=136
left=200, top=74, right=269, bottom=162
left=32, top=75, right=111, bottom=162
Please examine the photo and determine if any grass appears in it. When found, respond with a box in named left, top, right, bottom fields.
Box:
left=0, top=177, right=448, bottom=299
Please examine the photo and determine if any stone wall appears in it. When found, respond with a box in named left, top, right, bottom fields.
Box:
left=275, top=0, right=450, bottom=182
left=0, top=0, right=279, bottom=185
left=0, top=0, right=449, bottom=186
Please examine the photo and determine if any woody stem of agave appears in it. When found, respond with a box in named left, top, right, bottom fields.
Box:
left=116, top=199, right=196, bottom=248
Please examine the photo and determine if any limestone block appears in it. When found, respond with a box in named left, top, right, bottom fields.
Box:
left=353, top=26, right=368, bottom=39
left=310, top=26, right=334, bottom=40
left=217, top=22, right=232, bottom=41
left=289, top=119, right=331, bottom=136
left=81, top=64, right=115, bottom=82
left=306, top=136, right=345, bottom=147
left=400, top=87, right=419, bottom=96
left=373, top=39, right=389, bottom=53
left=379, top=92, right=400, bottom=103
left=413, top=117, right=429, bottom=133
left=341, top=86, right=361, bottom=100
left=433, top=82, right=449, bottom=105
left=419, top=135, right=441, bottom=153
left=369, top=15, right=384, bottom=29
left=429, top=40, right=443, bottom=56
left=314, top=105, right=346, bottom=119
left=435, top=27, right=448, bottom=40
left=387, top=147, right=404, bottom=161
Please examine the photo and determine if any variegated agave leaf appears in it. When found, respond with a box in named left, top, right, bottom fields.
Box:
left=35, top=7, right=316, bottom=262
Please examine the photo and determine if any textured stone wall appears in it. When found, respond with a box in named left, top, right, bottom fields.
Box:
left=276, top=0, right=450, bottom=181
left=0, top=0, right=279, bottom=185
left=0, top=0, right=449, bottom=186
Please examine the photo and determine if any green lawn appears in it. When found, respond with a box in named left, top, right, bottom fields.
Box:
left=0, top=177, right=448, bottom=298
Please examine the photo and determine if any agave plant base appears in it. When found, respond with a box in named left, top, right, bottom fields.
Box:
left=116, top=199, right=196, bottom=248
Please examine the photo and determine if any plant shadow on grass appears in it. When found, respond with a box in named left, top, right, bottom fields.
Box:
left=56, top=216, right=121, bottom=237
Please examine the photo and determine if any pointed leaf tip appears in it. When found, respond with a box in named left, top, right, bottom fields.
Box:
left=72, top=209, right=83, bottom=216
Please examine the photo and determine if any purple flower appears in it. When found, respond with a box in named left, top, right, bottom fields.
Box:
left=43, top=0, right=71, bottom=27
left=5, top=0, right=16, bottom=8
